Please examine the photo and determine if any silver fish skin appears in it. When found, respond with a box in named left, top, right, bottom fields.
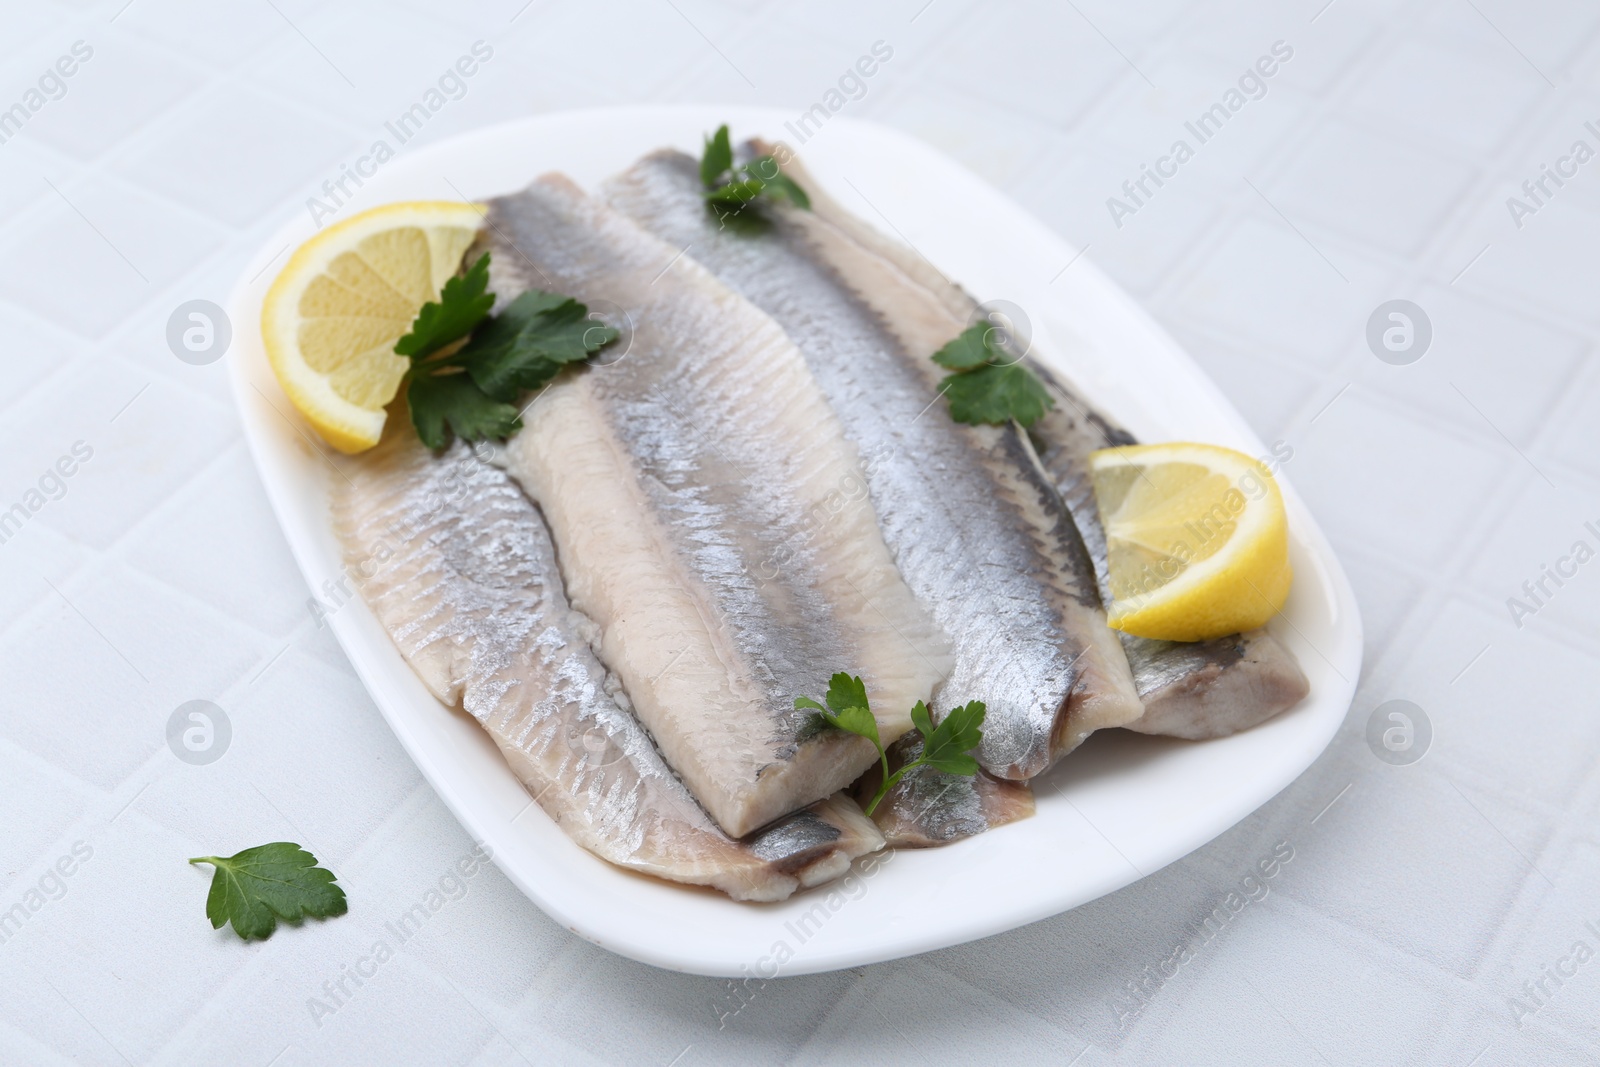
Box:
left=481, top=174, right=949, bottom=838
left=859, top=734, right=1036, bottom=848
left=729, top=148, right=1310, bottom=741
left=1021, top=368, right=1310, bottom=738
left=604, top=149, right=1144, bottom=778
left=332, top=428, right=884, bottom=902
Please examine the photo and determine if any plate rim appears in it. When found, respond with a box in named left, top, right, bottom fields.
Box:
left=224, top=104, right=1362, bottom=976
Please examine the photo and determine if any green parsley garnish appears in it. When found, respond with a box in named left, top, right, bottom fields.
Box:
left=396, top=252, right=619, bottom=449
left=407, top=371, right=521, bottom=451
left=930, top=322, right=1054, bottom=428
left=459, top=290, right=617, bottom=401
left=189, top=842, right=347, bottom=941
left=700, top=124, right=811, bottom=213
left=394, top=253, right=496, bottom=360
left=796, top=672, right=986, bottom=816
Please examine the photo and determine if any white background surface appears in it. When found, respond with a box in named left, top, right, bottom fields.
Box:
left=0, top=0, right=1595, bottom=1064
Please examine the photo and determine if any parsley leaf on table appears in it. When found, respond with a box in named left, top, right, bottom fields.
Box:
left=930, top=322, right=1054, bottom=428
left=700, top=125, right=812, bottom=213
left=394, top=253, right=495, bottom=359
left=189, top=843, right=347, bottom=941
left=795, top=674, right=986, bottom=816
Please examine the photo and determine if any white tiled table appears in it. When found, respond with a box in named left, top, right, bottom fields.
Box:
left=2, top=1, right=1597, bottom=1063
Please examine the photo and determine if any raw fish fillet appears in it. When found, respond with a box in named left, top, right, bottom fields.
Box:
left=605, top=149, right=1143, bottom=780
left=704, top=144, right=1308, bottom=741
left=1023, top=371, right=1311, bottom=738
left=332, top=428, right=884, bottom=901
left=858, top=735, right=1036, bottom=848
left=482, top=174, right=949, bottom=836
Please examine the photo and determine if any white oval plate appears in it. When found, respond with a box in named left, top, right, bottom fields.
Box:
left=226, top=105, right=1361, bottom=977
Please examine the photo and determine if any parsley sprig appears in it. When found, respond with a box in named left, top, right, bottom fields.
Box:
left=700, top=124, right=811, bottom=213
left=796, top=672, right=986, bottom=816
left=190, top=842, right=347, bottom=941
left=931, top=322, right=1055, bottom=428
left=396, top=253, right=619, bottom=449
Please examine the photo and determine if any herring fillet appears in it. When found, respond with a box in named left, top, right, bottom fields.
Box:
left=860, top=735, right=1036, bottom=848
left=727, top=147, right=1309, bottom=740
left=1023, top=371, right=1311, bottom=739
left=604, top=150, right=1144, bottom=778
left=481, top=175, right=949, bottom=837
left=332, top=428, right=885, bottom=902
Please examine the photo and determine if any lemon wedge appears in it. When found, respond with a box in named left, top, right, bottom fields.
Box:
left=1089, top=442, right=1292, bottom=642
left=261, top=201, right=485, bottom=453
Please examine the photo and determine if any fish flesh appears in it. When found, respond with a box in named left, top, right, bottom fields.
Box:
left=716, top=145, right=1308, bottom=740
left=607, top=148, right=1144, bottom=772
left=481, top=174, right=949, bottom=837
left=859, top=735, right=1036, bottom=848
left=332, top=427, right=885, bottom=901
left=605, top=149, right=1144, bottom=781
left=1022, top=370, right=1310, bottom=739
